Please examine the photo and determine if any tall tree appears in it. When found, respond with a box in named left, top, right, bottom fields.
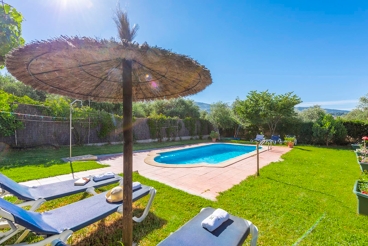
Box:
left=0, top=3, right=25, bottom=68
left=233, top=90, right=302, bottom=135
left=207, top=101, right=236, bottom=134
left=0, top=74, right=47, bottom=101
left=343, top=94, right=368, bottom=122
left=298, top=105, right=326, bottom=122
left=149, top=98, right=200, bottom=118
left=312, top=114, right=347, bottom=146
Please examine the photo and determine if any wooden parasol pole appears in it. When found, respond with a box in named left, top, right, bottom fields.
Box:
left=122, top=58, right=133, bottom=245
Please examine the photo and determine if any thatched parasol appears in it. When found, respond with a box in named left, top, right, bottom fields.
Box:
left=6, top=37, right=211, bottom=102
left=5, top=36, right=212, bottom=245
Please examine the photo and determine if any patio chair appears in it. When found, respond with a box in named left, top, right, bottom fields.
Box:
left=158, top=207, right=258, bottom=246
left=250, top=134, right=264, bottom=143
left=271, top=135, right=282, bottom=144
left=0, top=173, right=122, bottom=211
left=0, top=183, right=156, bottom=245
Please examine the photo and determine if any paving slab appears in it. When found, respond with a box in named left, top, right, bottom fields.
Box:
left=20, top=144, right=291, bottom=201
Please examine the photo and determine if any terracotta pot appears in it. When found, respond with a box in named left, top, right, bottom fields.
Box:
left=212, top=138, right=217, bottom=142
left=288, top=142, right=294, bottom=148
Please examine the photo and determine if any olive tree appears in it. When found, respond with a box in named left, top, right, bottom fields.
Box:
left=233, top=90, right=302, bottom=135
left=206, top=101, right=237, bottom=136
left=0, top=3, right=25, bottom=68
left=298, top=105, right=326, bottom=122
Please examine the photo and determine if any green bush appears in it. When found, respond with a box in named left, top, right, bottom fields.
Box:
left=342, top=120, right=368, bottom=142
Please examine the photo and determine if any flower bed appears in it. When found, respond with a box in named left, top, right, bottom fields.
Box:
left=353, top=171, right=368, bottom=215
left=357, top=156, right=368, bottom=172
left=354, top=181, right=368, bottom=215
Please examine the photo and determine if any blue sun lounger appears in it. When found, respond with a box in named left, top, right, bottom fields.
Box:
left=0, top=184, right=156, bottom=245
left=271, top=135, right=282, bottom=144
left=251, top=134, right=264, bottom=143
left=0, top=173, right=122, bottom=211
left=158, top=207, right=258, bottom=246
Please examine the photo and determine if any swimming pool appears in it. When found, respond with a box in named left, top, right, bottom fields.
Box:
left=144, top=143, right=264, bottom=168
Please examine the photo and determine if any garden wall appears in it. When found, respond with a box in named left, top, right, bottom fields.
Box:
left=0, top=104, right=213, bottom=148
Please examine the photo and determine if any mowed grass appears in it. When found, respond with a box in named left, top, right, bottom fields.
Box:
left=3, top=145, right=368, bottom=245
left=0, top=139, right=208, bottom=181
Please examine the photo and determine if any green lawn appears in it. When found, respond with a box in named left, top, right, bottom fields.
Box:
left=0, top=139, right=209, bottom=181
left=3, top=145, right=368, bottom=245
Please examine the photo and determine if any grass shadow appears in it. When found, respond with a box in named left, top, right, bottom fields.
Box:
left=72, top=210, right=166, bottom=246
left=294, top=147, right=311, bottom=151
left=266, top=177, right=353, bottom=211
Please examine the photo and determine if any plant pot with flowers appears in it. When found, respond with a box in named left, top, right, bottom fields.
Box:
left=358, top=156, right=368, bottom=172
left=284, top=136, right=296, bottom=148
left=209, top=131, right=219, bottom=142
left=353, top=171, right=368, bottom=215
left=355, top=148, right=368, bottom=157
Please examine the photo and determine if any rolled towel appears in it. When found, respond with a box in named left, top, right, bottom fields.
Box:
left=93, top=172, right=115, bottom=182
left=133, top=181, right=142, bottom=191
left=201, top=208, right=230, bottom=232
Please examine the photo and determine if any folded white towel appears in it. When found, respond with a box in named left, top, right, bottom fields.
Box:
left=201, top=208, right=230, bottom=232
left=133, top=182, right=141, bottom=191
left=93, top=172, right=115, bottom=182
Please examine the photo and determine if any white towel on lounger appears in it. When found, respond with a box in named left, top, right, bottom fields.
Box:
left=132, top=182, right=141, bottom=191
left=201, top=208, right=229, bottom=232
left=93, top=172, right=115, bottom=182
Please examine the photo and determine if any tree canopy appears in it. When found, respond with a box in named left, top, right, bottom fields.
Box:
left=0, top=3, right=25, bottom=68
left=148, top=98, right=200, bottom=119
left=298, top=105, right=326, bottom=122
left=206, top=101, right=236, bottom=132
left=343, top=94, right=368, bottom=122
left=312, top=114, right=347, bottom=146
left=233, top=90, right=302, bottom=135
left=0, top=74, right=47, bottom=101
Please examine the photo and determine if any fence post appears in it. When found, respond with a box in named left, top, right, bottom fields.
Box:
left=256, top=142, right=259, bottom=176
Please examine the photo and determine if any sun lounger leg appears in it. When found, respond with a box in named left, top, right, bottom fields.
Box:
left=14, top=229, right=30, bottom=243
left=133, top=188, right=156, bottom=223
left=248, top=220, right=258, bottom=246
left=0, top=220, right=23, bottom=244
left=11, top=230, right=73, bottom=246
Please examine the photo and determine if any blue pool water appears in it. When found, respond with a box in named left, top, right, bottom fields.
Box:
left=154, top=144, right=259, bottom=165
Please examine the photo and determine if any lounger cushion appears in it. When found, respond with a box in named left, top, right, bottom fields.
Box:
left=0, top=173, right=121, bottom=201
left=158, top=207, right=250, bottom=246
left=0, top=185, right=151, bottom=235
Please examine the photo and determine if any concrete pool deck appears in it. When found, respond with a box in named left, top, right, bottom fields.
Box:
left=20, top=144, right=291, bottom=200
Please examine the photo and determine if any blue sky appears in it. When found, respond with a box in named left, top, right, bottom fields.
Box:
left=4, top=0, right=368, bottom=110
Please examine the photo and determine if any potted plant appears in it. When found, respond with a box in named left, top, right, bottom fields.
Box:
left=351, top=143, right=362, bottom=150
left=356, top=148, right=368, bottom=157
left=284, top=136, right=296, bottom=148
left=358, top=156, right=368, bottom=172
left=209, top=131, right=219, bottom=142
left=353, top=171, right=368, bottom=215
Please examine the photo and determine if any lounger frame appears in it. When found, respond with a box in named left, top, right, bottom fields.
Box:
left=0, top=186, right=155, bottom=245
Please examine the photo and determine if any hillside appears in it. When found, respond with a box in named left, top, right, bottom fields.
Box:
left=195, top=102, right=350, bottom=116
left=295, top=107, right=349, bottom=116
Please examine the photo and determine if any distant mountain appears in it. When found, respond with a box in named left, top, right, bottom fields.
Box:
left=295, top=107, right=350, bottom=116
left=195, top=102, right=350, bottom=116
left=195, top=102, right=211, bottom=112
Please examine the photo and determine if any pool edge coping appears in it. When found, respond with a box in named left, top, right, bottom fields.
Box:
left=144, top=142, right=268, bottom=168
